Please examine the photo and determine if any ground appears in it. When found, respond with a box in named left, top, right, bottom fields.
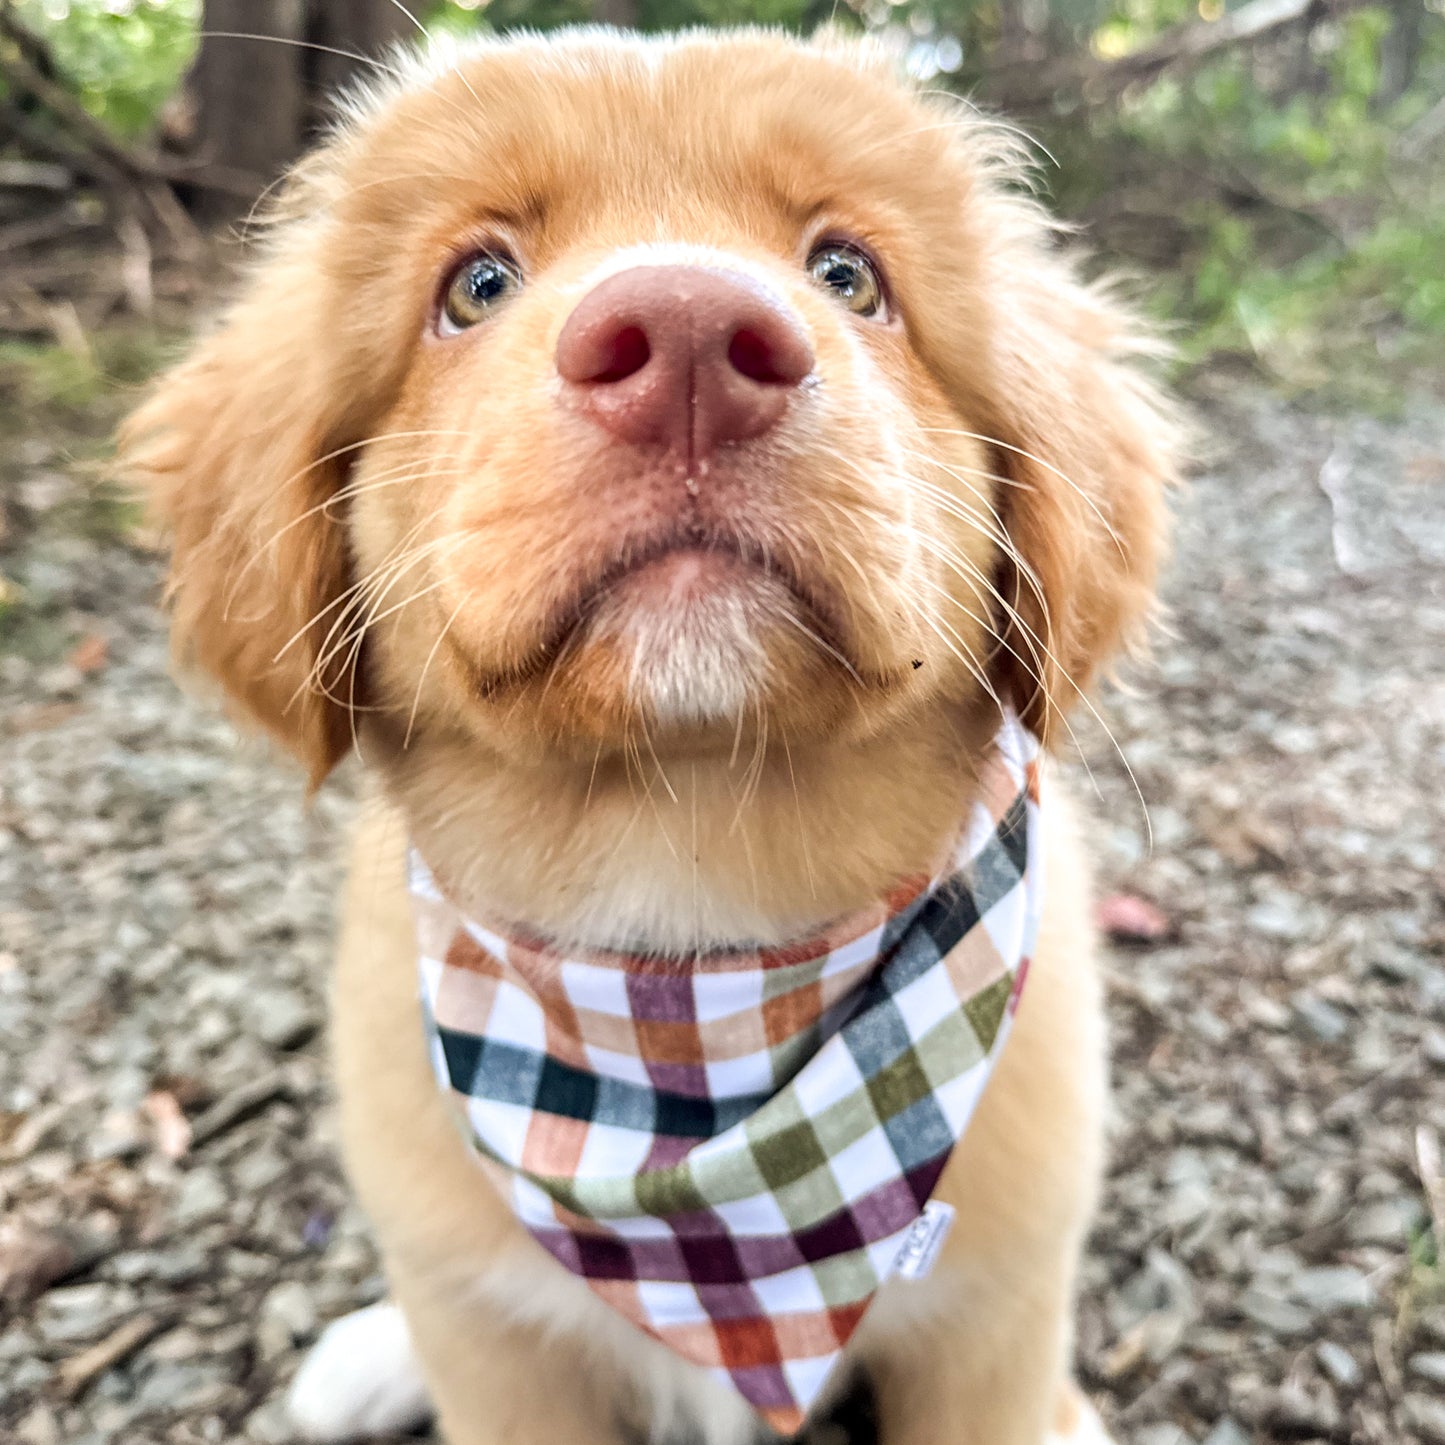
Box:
left=0, top=357, right=1443, bottom=1445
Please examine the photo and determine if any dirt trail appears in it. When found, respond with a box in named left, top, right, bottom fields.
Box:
left=1, top=376, right=1442, bottom=1443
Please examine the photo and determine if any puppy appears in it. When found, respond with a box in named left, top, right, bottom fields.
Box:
left=122, top=29, right=1178, bottom=1445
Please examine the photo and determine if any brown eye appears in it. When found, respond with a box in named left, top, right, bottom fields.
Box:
left=806, top=243, right=887, bottom=320
left=439, top=252, right=522, bottom=334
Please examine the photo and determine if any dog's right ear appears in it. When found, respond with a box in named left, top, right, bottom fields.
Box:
left=120, top=199, right=369, bottom=788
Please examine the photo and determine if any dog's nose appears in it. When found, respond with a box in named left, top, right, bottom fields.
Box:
left=555, top=265, right=814, bottom=457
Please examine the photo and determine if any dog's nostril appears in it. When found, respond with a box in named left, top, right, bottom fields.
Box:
left=592, top=325, right=651, bottom=384
left=728, top=327, right=794, bottom=385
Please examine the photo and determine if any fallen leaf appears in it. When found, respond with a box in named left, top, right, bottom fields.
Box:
left=67, top=634, right=108, bottom=674
left=142, top=1091, right=192, bottom=1161
left=1417, top=1123, right=1445, bottom=1254
left=0, top=1224, right=77, bottom=1302
left=1100, top=1319, right=1150, bottom=1379
left=1096, top=893, right=1172, bottom=944
left=3, top=1103, right=66, bottom=1160
left=1199, top=805, right=1291, bottom=868
left=148, top=1073, right=212, bottom=1111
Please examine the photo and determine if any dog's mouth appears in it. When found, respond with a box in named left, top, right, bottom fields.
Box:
left=454, top=524, right=881, bottom=701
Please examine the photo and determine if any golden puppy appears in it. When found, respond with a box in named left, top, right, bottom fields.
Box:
left=123, top=29, right=1178, bottom=1445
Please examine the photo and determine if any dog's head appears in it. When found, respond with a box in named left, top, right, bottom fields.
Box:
left=123, top=31, right=1177, bottom=790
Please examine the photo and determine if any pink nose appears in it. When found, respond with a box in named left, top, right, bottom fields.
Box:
left=555, top=265, right=814, bottom=458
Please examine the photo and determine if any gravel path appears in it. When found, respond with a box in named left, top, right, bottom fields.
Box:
left=1, top=376, right=1443, bottom=1444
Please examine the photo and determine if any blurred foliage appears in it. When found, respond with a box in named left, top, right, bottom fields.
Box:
left=0, top=328, right=170, bottom=611
left=1407, top=1215, right=1443, bottom=1316
left=8, top=0, right=198, bottom=137
left=1036, top=3, right=1445, bottom=399
left=3, top=0, right=1443, bottom=398
left=0, top=327, right=176, bottom=418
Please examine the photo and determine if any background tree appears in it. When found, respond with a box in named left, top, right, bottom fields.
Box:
left=187, top=0, right=415, bottom=218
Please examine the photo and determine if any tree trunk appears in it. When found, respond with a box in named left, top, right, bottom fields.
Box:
left=998, top=0, right=1030, bottom=66
left=190, top=0, right=307, bottom=219
left=189, top=0, right=419, bottom=221
left=305, top=0, right=418, bottom=116
left=592, top=0, right=641, bottom=29
left=1376, top=0, right=1423, bottom=109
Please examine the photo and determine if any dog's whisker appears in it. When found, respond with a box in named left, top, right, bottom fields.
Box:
left=913, top=542, right=1149, bottom=837
left=864, top=446, right=1145, bottom=832
left=381, top=0, right=493, bottom=125
left=276, top=510, right=450, bottom=664
left=217, top=430, right=472, bottom=613
left=297, top=532, right=464, bottom=708
left=638, top=716, right=681, bottom=807
left=197, top=30, right=407, bottom=82
left=625, top=717, right=682, bottom=863
left=583, top=741, right=605, bottom=816
left=779, top=727, right=817, bottom=902
left=773, top=610, right=865, bottom=689
left=403, top=587, right=475, bottom=749
left=886, top=459, right=1058, bottom=650
left=256, top=461, right=472, bottom=559
left=916, top=426, right=1127, bottom=554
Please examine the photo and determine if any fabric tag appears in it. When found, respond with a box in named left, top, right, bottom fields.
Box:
left=891, top=1200, right=957, bottom=1281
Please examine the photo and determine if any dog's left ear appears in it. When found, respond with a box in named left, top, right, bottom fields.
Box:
left=119, top=142, right=421, bottom=788
left=119, top=208, right=365, bottom=788
left=981, top=252, right=1182, bottom=742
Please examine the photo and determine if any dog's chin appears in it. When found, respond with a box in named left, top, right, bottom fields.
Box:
left=594, top=549, right=775, bottom=730
left=557, top=549, right=832, bottom=748
left=441, top=547, right=882, bottom=757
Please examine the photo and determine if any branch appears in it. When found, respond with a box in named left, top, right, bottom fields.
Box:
left=0, top=9, right=261, bottom=202
left=0, top=158, right=72, bottom=190
left=0, top=10, right=150, bottom=181
left=0, top=205, right=103, bottom=255
left=977, top=0, right=1372, bottom=113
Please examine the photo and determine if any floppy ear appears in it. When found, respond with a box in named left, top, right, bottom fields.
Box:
left=983, top=258, right=1181, bottom=743
left=120, top=219, right=363, bottom=788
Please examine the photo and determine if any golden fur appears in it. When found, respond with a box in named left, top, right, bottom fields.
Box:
left=122, top=28, right=1179, bottom=1444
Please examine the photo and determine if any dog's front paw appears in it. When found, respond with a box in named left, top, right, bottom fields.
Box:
left=1046, top=1385, right=1117, bottom=1445
left=287, top=1301, right=433, bottom=1442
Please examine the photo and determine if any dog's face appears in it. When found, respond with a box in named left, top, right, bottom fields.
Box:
left=125, top=32, right=1175, bottom=785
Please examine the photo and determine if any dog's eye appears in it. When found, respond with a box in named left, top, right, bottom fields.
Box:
left=438, top=252, right=522, bottom=334
left=806, top=243, right=886, bottom=320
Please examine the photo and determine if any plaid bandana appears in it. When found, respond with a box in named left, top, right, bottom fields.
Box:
left=410, top=712, right=1043, bottom=1437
